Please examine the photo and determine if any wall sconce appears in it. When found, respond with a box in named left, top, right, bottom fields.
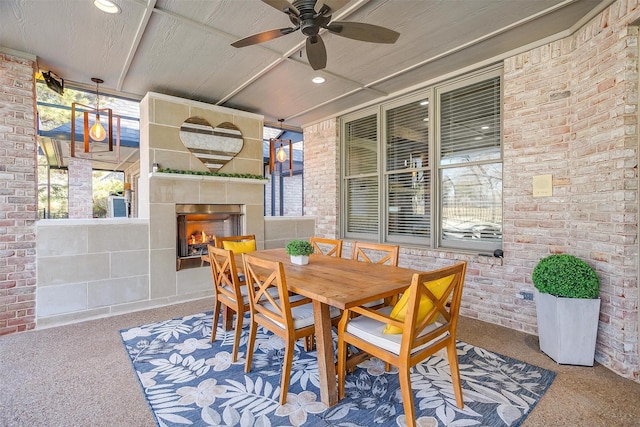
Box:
left=269, top=138, right=292, bottom=176
left=70, top=77, right=120, bottom=162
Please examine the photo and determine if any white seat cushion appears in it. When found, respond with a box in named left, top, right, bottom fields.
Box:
left=345, top=306, right=448, bottom=355
left=361, top=298, right=385, bottom=308
left=260, top=294, right=341, bottom=330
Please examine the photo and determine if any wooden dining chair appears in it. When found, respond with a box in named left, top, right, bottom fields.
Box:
left=351, top=241, right=399, bottom=266
left=310, top=236, right=343, bottom=257
left=242, top=253, right=340, bottom=405
left=208, top=245, right=248, bottom=362
left=202, top=235, right=256, bottom=267
left=216, top=234, right=256, bottom=251
left=336, top=262, right=467, bottom=427
left=351, top=241, right=400, bottom=308
left=208, top=244, right=280, bottom=361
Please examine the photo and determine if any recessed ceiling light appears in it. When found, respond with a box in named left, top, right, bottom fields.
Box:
left=481, top=125, right=490, bottom=130
left=94, top=0, right=121, bottom=14
left=475, top=136, right=483, bottom=140
left=420, top=100, right=429, bottom=106
left=312, top=76, right=325, bottom=84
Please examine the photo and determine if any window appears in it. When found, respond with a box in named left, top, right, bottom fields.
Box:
left=341, top=68, right=502, bottom=251
left=344, top=113, right=379, bottom=236
left=385, top=99, right=431, bottom=245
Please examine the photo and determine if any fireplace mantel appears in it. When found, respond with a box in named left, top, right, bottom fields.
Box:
left=150, top=172, right=268, bottom=186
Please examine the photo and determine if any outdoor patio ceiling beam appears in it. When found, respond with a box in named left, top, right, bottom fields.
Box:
left=146, top=0, right=387, bottom=108
left=116, top=0, right=158, bottom=92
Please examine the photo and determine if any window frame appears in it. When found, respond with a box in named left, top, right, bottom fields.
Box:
left=341, top=107, right=382, bottom=241
left=381, top=91, right=435, bottom=246
left=340, top=67, right=503, bottom=252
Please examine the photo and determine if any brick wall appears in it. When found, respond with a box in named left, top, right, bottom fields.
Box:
left=264, top=171, right=303, bottom=216
left=503, top=1, right=640, bottom=379
left=303, top=119, right=340, bottom=238
left=67, top=157, right=93, bottom=218
left=303, top=2, right=640, bottom=381
left=0, top=51, right=37, bottom=335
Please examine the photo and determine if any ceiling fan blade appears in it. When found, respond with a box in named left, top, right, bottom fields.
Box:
left=326, top=21, right=400, bottom=44
left=231, top=27, right=296, bottom=48
left=262, top=0, right=299, bottom=14
left=306, top=35, right=327, bottom=70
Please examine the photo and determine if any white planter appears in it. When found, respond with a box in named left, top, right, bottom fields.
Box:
left=535, top=290, right=600, bottom=366
left=290, top=255, right=309, bottom=265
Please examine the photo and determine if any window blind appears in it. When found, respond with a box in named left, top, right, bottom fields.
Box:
left=344, top=114, right=378, bottom=235
left=385, top=100, right=430, bottom=239
left=345, top=114, right=377, bottom=176
left=440, top=76, right=500, bottom=164
left=385, top=101, right=429, bottom=171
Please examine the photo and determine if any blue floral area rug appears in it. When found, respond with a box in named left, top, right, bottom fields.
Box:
left=120, top=312, right=556, bottom=427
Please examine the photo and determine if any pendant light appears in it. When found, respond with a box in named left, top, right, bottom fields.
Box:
left=70, top=77, right=120, bottom=163
left=269, top=119, right=293, bottom=177
left=89, top=78, right=107, bottom=142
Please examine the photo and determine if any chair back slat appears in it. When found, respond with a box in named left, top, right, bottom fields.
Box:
left=351, top=241, right=399, bottom=266
left=310, top=237, right=343, bottom=257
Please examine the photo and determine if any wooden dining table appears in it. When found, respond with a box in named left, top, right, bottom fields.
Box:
left=239, top=247, right=423, bottom=407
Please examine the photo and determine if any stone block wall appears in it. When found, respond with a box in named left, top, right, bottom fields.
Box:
left=36, top=219, right=149, bottom=327
left=303, top=1, right=640, bottom=381
left=0, top=50, right=37, bottom=336
left=139, top=92, right=266, bottom=303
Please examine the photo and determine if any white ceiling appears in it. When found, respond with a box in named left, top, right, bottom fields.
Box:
left=1, top=0, right=610, bottom=132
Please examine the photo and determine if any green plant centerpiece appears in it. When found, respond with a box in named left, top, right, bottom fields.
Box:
left=532, top=253, right=601, bottom=366
left=286, top=240, right=313, bottom=265
left=532, top=254, right=599, bottom=298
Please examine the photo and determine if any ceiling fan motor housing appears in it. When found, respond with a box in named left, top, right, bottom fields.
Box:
left=292, top=0, right=330, bottom=36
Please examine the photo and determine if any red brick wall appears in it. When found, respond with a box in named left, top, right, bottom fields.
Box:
left=0, top=51, right=37, bottom=335
left=303, top=2, right=640, bottom=381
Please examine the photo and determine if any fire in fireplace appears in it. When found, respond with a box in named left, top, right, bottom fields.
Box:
left=176, top=204, right=243, bottom=269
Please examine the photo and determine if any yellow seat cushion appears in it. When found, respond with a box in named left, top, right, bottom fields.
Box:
left=383, top=274, right=454, bottom=334
left=222, top=239, right=256, bottom=254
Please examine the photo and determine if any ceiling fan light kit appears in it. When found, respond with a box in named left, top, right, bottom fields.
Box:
left=231, top=0, right=400, bottom=70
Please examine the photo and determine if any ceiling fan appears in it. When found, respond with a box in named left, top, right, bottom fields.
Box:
left=231, top=0, right=400, bottom=71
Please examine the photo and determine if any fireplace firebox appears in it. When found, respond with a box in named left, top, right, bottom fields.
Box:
left=176, top=204, right=243, bottom=269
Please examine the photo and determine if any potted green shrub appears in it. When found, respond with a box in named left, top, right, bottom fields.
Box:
left=285, top=240, right=313, bottom=265
left=532, top=254, right=600, bottom=366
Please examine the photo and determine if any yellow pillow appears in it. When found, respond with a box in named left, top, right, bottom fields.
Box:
left=383, top=275, right=454, bottom=334
left=222, top=239, right=256, bottom=254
